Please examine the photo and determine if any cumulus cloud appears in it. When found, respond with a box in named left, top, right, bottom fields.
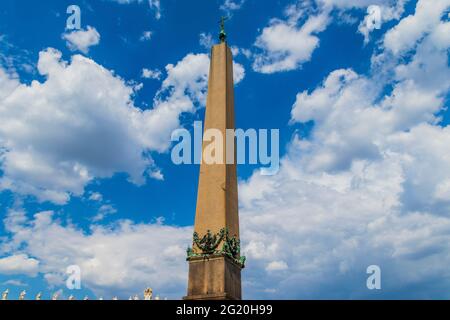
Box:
left=240, top=151, right=450, bottom=298
left=0, top=254, right=39, bottom=277
left=0, top=49, right=239, bottom=204
left=383, top=0, right=449, bottom=55
left=0, top=49, right=158, bottom=203
left=358, top=1, right=407, bottom=43
left=159, top=53, right=245, bottom=106
left=240, top=0, right=450, bottom=298
left=252, top=3, right=329, bottom=73
left=1, top=210, right=190, bottom=298
left=62, top=26, right=100, bottom=54
left=251, top=0, right=412, bottom=72
left=141, top=68, right=162, bottom=79
left=315, top=0, right=409, bottom=43
left=233, top=62, right=246, bottom=84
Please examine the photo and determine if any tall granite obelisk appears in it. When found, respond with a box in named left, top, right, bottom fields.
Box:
left=184, top=18, right=245, bottom=300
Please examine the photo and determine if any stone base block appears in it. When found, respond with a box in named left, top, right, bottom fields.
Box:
left=184, top=255, right=242, bottom=300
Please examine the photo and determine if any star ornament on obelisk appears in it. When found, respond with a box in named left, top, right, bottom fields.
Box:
left=184, top=18, right=245, bottom=300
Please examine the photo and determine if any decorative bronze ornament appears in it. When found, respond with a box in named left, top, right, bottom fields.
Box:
left=187, top=228, right=246, bottom=268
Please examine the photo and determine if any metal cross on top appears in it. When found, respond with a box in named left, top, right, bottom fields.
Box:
left=219, top=16, right=228, bottom=43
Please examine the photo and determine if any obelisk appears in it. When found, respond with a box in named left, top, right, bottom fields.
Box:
left=184, top=18, right=244, bottom=300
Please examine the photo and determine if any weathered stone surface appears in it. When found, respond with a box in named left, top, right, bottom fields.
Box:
left=185, top=256, right=242, bottom=300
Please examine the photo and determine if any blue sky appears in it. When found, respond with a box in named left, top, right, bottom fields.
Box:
left=0, top=0, right=450, bottom=300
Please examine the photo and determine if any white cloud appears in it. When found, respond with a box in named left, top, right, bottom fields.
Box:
left=0, top=254, right=39, bottom=277
left=233, top=62, right=245, bottom=84
left=140, top=31, right=153, bottom=41
left=359, top=5, right=382, bottom=43
left=0, top=49, right=156, bottom=203
left=251, top=0, right=412, bottom=72
left=109, top=0, right=161, bottom=19
left=220, top=0, right=246, bottom=13
left=383, top=0, right=449, bottom=55
left=266, top=260, right=288, bottom=272
left=149, top=168, right=164, bottom=181
left=62, top=26, right=100, bottom=54
left=199, top=32, right=215, bottom=49
left=231, top=46, right=252, bottom=60
left=0, top=35, right=35, bottom=77
left=252, top=4, right=329, bottom=73
left=240, top=126, right=450, bottom=297
left=317, top=0, right=407, bottom=10
left=0, top=68, right=20, bottom=100
left=159, top=53, right=245, bottom=106
left=315, top=0, right=411, bottom=44
left=92, top=204, right=118, bottom=222
left=88, top=192, right=103, bottom=202
left=240, top=0, right=450, bottom=298
left=5, top=0, right=448, bottom=299
left=2, top=279, right=28, bottom=287
left=1, top=210, right=191, bottom=298
left=357, top=1, right=408, bottom=43
left=0, top=49, right=247, bottom=297
left=231, top=46, right=240, bottom=56
left=0, top=49, right=230, bottom=204
left=141, top=68, right=162, bottom=79
left=149, top=0, right=161, bottom=19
